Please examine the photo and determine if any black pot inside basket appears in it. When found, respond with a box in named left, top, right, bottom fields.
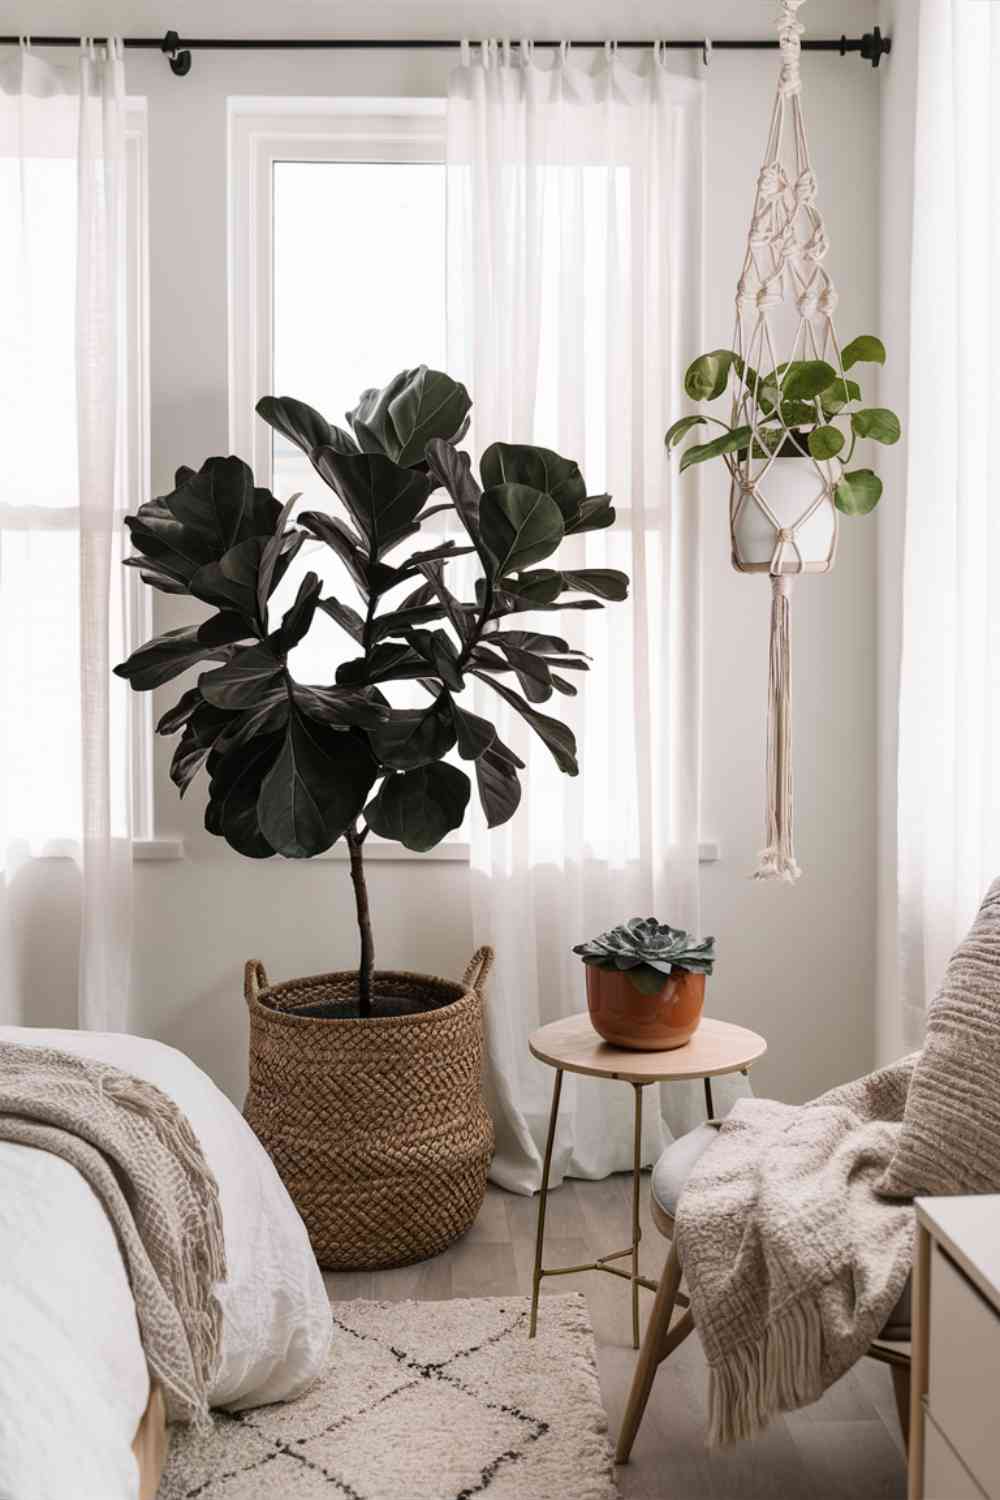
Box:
left=277, top=991, right=455, bottom=1021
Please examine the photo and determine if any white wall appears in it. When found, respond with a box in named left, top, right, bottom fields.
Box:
left=18, top=0, right=882, bottom=1110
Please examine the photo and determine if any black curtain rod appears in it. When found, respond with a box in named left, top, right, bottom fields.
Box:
left=1, top=28, right=891, bottom=77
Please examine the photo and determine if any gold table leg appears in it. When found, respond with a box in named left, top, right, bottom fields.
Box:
left=529, top=1067, right=563, bottom=1338
left=529, top=1071, right=654, bottom=1346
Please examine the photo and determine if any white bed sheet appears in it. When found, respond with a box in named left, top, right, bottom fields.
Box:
left=0, top=1027, right=332, bottom=1500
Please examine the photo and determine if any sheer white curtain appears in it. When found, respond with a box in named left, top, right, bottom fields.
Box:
left=0, top=42, right=132, bottom=1030
left=447, top=42, right=739, bottom=1193
left=896, top=1, right=1000, bottom=1049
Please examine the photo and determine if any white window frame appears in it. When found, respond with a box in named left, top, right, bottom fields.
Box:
left=227, top=98, right=468, bottom=863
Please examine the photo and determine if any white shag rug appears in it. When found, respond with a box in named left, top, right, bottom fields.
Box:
left=159, top=1292, right=617, bottom=1499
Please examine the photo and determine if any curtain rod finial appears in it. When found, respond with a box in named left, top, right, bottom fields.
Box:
left=859, top=25, right=890, bottom=68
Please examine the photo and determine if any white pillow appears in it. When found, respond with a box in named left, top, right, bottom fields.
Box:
left=0, top=1026, right=331, bottom=1409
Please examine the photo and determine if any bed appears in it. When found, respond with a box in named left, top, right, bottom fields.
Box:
left=0, top=1026, right=332, bottom=1500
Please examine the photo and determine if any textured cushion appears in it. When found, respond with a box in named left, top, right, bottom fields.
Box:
left=880, top=877, right=1000, bottom=1198
left=651, top=1121, right=912, bottom=1339
left=651, top=1120, right=721, bottom=1218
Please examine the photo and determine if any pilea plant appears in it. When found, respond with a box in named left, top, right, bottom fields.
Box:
left=115, top=366, right=629, bottom=1015
left=665, top=334, right=900, bottom=515
left=574, top=918, right=716, bottom=996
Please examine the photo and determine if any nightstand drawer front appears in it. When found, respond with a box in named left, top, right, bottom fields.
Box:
left=928, top=1246, right=1000, bottom=1500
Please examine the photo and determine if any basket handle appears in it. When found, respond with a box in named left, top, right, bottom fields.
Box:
left=463, top=945, right=495, bottom=996
left=244, top=959, right=270, bottom=1007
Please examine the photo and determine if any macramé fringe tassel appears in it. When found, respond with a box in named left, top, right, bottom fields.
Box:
left=753, top=574, right=801, bottom=883
left=706, top=1297, right=825, bottom=1446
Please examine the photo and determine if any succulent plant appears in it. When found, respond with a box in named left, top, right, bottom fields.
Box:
left=573, top=917, right=716, bottom=996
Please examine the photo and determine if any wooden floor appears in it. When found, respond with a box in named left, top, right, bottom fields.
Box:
left=323, top=1174, right=907, bottom=1500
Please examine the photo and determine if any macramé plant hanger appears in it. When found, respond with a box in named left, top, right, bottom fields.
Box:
left=667, top=1, right=898, bottom=883
left=729, top=0, right=846, bottom=882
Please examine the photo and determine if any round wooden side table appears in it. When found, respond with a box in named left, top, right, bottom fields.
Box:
left=527, top=1012, right=767, bottom=1348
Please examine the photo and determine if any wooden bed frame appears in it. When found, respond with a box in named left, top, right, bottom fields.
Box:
left=132, top=1384, right=169, bottom=1500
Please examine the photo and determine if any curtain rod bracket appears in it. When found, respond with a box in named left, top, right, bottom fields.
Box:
left=161, top=30, right=191, bottom=76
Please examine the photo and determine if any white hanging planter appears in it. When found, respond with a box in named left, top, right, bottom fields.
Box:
left=730, top=442, right=839, bottom=575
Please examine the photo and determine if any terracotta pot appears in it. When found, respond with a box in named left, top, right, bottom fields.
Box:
left=585, top=966, right=706, bottom=1052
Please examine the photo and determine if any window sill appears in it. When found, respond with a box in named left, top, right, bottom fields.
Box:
left=34, top=837, right=720, bottom=865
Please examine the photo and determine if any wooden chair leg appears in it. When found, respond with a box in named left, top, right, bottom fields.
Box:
left=891, top=1363, right=911, bottom=1450
left=615, top=1241, right=685, bottom=1465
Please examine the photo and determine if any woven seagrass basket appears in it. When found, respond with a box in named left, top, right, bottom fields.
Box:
left=243, top=947, right=495, bottom=1270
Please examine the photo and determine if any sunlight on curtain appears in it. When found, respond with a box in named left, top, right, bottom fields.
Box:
left=0, top=45, right=132, bottom=1028
left=447, top=44, right=738, bottom=1191
left=897, top=1, right=1000, bottom=1046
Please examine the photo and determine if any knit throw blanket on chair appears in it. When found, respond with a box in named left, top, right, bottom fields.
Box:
left=0, top=1043, right=226, bottom=1425
left=674, top=1056, right=917, bottom=1446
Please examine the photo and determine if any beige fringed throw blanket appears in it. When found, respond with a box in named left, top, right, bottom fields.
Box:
left=0, top=1043, right=226, bottom=1425
left=674, top=1056, right=917, bottom=1447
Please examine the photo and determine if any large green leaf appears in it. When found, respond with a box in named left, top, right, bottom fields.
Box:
left=366, top=762, right=471, bottom=852
left=425, top=438, right=484, bottom=548
left=407, top=627, right=465, bottom=691
left=292, top=683, right=388, bottom=731
left=170, top=702, right=236, bottom=794
left=479, top=443, right=586, bottom=518
left=475, top=742, right=522, bottom=828
left=336, top=642, right=428, bottom=686
left=485, top=642, right=554, bottom=702
left=807, top=425, right=845, bottom=461
left=479, top=484, right=565, bottom=576
left=205, top=734, right=282, bottom=859
left=851, top=408, right=901, bottom=444
left=256, top=492, right=301, bottom=623
left=684, top=350, right=738, bottom=402
left=561, top=569, right=629, bottom=602
left=188, top=537, right=269, bottom=618
left=199, top=642, right=285, bottom=710
left=449, top=700, right=497, bottom=761
left=840, top=335, right=886, bottom=370
left=257, top=716, right=376, bottom=857
left=474, top=672, right=579, bottom=774
left=317, top=595, right=366, bottom=643
left=818, top=377, right=862, bottom=417
left=679, top=427, right=751, bottom=472
left=156, top=686, right=202, bottom=736
left=665, top=415, right=710, bottom=449
left=564, top=496, right=616, bottom=535
left=113, top=615, right=249, bottom=691
left=255, top=395, right=359, bottom=460
left=411, top=558, right=476, bottom=644
left=387, top=367, right=472, bottom=466
left=496, top=569, right=562, bottom=606
left=347, top=367, right=472, bottom=468
left=298, top=510, right=371, bottom=596
left=834, top=468, right=883, bottom=515
left=270, top=573, right=322, bottom=654
left=777, top=360, right=838, bottom=401
left=165, top=455, right=255, bottom=556
left=367, top=697, right=456, bottom=770
left=312, top=450, right=433, bottom=560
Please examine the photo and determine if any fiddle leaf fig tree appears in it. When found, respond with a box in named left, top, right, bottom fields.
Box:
left=116, top=366, right=629, bottom=1016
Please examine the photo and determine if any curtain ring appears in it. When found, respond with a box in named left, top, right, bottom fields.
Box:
left=481, top=38, right=491, bottom=70
left=703, top=37, right=713, bottom=67
left=605, top=39, right=619, bottom=61
left=460, top=38, right=470, bottom=66
left=560, top=39, right=570, bottom=65
left=502, top=37, right=511, bottom=68
left=520, top=37, right=533, bottom=67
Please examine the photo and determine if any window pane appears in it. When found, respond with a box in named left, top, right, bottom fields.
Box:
left=270, top=159, right=446, bottom=693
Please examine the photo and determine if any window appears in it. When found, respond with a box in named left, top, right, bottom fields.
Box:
left=229, top=101, right=467, bottom=858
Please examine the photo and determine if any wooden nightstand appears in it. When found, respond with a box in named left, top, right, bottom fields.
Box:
left=909, top=1195, right=1000, bottom=1500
